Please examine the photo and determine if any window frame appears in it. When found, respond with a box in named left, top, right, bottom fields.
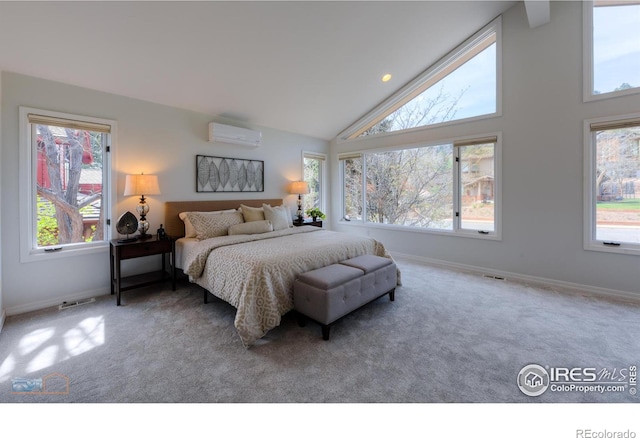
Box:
left=339, top=132, right=502, bottom=240
left=302, top=150, right=327, bottom=215
left=583, top=113, right=640, bottom=256
left=583, top=0, right=640, bottom=102
left=337, top=16, right=502, bottom=143
left=19, top=106, right=116, bottom=263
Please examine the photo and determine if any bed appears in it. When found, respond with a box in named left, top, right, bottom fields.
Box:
left=164, top=199, right=397, bottom=347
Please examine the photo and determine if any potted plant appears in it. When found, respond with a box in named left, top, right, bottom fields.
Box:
left=305, top=207, right=326, bottom=222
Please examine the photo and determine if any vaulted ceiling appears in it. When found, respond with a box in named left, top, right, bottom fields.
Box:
left=0, top=1, right=526, bottom=140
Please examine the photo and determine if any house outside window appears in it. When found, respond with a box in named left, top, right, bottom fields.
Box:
left=19, top=107, right=114, bottom=262
left=340, top=134, right=500, bottom=239
left=584, top=114, right=640, bottom=255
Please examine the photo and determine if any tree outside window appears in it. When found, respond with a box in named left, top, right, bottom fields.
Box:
left=36, top=124, right=106, bottom=247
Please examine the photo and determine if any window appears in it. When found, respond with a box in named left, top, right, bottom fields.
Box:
left=341, top=153, right=363, bottom=221
left=338, top=17, right=501, bottom=140
left=585, top=1, right=640, bottom=100
left=302, top=151, right=326, bottom=214
left=19, top=107, right=114, bottom=261
left=340, top=134, right=500, bottom=238
left=458, top=137, right=497, bottom=233
left=584, top=114, right=640, bottom=255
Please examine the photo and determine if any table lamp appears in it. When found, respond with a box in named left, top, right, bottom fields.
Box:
left=289, top=181, right=309, bottom=224
left=123, top=173, right=161, bottom=238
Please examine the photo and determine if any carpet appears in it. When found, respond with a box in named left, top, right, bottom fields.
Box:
left=1, top=258, right=639, bottom=403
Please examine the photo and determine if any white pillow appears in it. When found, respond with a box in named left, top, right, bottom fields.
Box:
left=263, top=204, right=291, bottom=231
left=184, top=211, right=244, bottom=240
left=228, top=220, right=273, bottom=235
left=239, top=204, right=265, bottom=222
left=179, top=209, right=236, bottom=237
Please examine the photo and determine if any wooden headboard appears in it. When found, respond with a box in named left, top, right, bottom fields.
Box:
left=164, top=198, right=283, bottom=238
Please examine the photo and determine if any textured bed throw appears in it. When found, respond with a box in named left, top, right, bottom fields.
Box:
left=183, top=227, right=397, bottom=347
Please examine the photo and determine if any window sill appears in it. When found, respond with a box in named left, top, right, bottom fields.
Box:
left=584, top=242, right=640, bottom=257
left=337, top=220, right=501, bottom=241
left=20, top=242, right=109, bottom=264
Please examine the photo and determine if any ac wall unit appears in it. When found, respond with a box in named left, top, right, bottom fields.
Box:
left=208, top=122, right=262, bottom=148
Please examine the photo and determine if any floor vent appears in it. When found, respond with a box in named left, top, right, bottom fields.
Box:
left=59, top=297, right=95, bottom=310
left=483, top=274, right=506, bottom=281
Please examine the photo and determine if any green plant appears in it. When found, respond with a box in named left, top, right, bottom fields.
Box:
left=37, top=198, right=59, bottom=246
left=305, top=207, right=326, bottom=220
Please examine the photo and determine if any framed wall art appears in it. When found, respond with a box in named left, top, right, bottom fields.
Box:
left=196, top=155, right=264, bottom=192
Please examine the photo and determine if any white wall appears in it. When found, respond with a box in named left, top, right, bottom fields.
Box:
left=331, top=2, right=640, bottom=296
left=0, top=71, right=4, bottom=331
left=0, top=71, right=328, bottom=314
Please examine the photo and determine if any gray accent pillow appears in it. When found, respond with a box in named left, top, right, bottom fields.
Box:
left=263, top=204, right=291, bottom=231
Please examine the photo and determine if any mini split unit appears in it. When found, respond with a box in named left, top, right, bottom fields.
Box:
left=208, top=122, right=262, bottom=148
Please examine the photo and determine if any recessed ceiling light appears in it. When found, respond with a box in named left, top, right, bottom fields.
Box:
left=382, top=73, right=392, bottom=82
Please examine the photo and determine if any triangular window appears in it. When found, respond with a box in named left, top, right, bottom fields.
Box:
left=340, top=17, right=500, bottom=140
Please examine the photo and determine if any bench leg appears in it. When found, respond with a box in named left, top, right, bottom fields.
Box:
left=322, top=325, right=331, bottom=341
left=389, top=288, right=395, bottom=301
left=297, top=313, right=307, bottom=327
left=204, top=290, right=208, bottom=304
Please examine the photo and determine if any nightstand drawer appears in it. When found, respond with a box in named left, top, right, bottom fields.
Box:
left=118, top=239, right=172, bottom=259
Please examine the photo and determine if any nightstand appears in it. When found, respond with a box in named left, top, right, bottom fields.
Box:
left=293, top=219, right=323, bottom=228
left=110, top=236, right=176, bottom=306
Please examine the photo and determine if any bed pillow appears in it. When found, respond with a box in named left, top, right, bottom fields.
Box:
left=239, top=204, right=265, bottom=222
left=228, top=220, right=273, bottom=235
left=179, top=209, right=237, bottom=238
left=262, top=204, right=291, bottom=231
left=184, top=211, right=244, bottom=240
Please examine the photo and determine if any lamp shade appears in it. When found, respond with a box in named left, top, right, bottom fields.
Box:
left=123, top=174, right=161, bottom=196
left=289, top=181, right=310, bottom=195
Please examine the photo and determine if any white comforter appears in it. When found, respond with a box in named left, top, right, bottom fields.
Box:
left=183, top=227, right=393, bottom=347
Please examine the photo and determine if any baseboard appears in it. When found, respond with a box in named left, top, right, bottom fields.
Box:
left=391, top=251, right=640, bottom=304
left=5, top=287, right=111, bottom=316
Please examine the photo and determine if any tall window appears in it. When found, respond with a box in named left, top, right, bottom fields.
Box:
left=339, top=17, right=501, bottom=140
left=458, top=137, right=496, bottom=232
left=303, top=151, right=326, bottom=214
left=585, top=115, right=640, bottom=255
left=20, top=107, right=113, bottom=261
left=340, top=134, right=500, bottom=238
left=585, top=1, right=640, bottom=100
left=342, top=153, right=363, bottom=221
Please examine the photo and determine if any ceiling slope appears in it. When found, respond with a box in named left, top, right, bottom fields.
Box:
left=0, top=1, right=518, bottom=140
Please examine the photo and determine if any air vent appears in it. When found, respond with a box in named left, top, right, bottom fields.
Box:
left=59, top=297, right=95, bottom=310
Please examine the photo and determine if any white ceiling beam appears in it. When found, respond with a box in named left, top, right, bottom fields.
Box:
left=524, top=0, right=551, bottom=28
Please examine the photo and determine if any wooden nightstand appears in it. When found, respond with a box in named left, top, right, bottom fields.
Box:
left=293, top=219, right=323, bottom=228
left=110, top=236, right=176, bottom=306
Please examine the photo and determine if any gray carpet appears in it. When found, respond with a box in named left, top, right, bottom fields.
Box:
left=1, top=258, right=639, bottom=403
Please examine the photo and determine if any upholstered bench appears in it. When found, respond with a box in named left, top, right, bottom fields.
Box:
left=293, top=255, right=397, bottom=340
